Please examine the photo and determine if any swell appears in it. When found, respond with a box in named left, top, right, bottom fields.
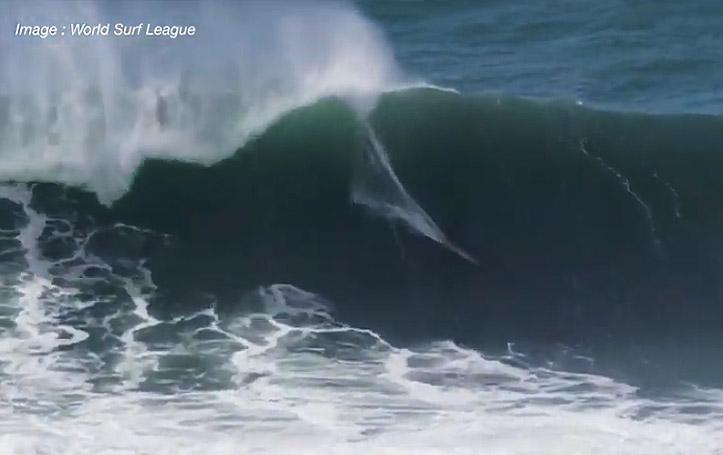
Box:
left=18, top=89, right=718, bottom=353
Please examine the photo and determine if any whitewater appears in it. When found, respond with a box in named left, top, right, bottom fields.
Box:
left=0, top=0, right=402, bottom=203
left=2, top=179, right=723, bottom=454
left=1, top=183, right=721, bottom=455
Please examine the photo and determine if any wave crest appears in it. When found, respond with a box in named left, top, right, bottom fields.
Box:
left=0, top=0, right=401, bottom=203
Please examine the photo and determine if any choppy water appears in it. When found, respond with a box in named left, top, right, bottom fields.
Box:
left=1, top=184, right=722, bottom=455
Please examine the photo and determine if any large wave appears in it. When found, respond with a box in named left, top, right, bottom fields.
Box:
left=0, top=85, right=697, bottom=382
left=3, top=0, right=723, bottom=386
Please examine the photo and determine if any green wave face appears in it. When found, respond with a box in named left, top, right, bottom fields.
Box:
left=75, top=89, right=723, bottom=357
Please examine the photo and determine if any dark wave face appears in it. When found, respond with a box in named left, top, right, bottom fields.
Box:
left=20, top=89, right=722, bottom=385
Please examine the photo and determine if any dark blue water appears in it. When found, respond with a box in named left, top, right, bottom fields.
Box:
left=362, top=0, right=723, bottom=114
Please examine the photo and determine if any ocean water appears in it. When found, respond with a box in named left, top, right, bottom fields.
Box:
left=362, top=0, right=723, bottom=114
left=1, top=1, right=723, bottom=454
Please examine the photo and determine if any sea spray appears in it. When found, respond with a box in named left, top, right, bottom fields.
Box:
left=352, top=125, right=477, bottom=264
left=0, top=0, right=402, bottom=204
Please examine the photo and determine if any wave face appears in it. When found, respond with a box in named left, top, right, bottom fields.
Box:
left=88, top=90, right=723, bottom=366
left=7, top=88, right=716, bottom=383
left=0, top=0, right=400, bottom=203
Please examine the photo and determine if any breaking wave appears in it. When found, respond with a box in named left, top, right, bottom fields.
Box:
left=0, top=0, right=405, bottom=203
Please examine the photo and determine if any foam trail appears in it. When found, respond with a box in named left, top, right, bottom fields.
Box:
left=653, top=171, right=683, bottom=219
left=0, top=0, right=401, bottom=204
left=352, top=126, right=477, bottom=264
left=579, top=140, right=663, bottom=256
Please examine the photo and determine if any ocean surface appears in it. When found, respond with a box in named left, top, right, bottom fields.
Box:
left=1, top=1, right=723, bottom=454
left=363, top=0, right=723, bottom=114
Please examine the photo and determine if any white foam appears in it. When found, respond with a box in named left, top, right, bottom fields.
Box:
left=1, top=221, right=719, bottom=455
left=0, top=184, right=94, bottom=412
